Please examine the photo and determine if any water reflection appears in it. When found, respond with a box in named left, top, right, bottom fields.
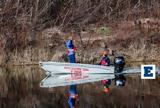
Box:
left=0, top=66, right=159, bottom=108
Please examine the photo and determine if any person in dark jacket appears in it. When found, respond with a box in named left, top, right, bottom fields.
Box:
left=100, top=49, right=111, bottom=93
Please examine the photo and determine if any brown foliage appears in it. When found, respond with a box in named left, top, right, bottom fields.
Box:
left=0, top=0, right=160, bottom=64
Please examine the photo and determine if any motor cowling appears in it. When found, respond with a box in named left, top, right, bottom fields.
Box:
left=114, top=56, right=126, bottom=86
left=114, top=56, right=125, bottom=73
left=115, top=74, right=126, bottom=86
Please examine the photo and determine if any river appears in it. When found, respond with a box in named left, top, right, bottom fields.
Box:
left=0, top=65, right=159, bottom=108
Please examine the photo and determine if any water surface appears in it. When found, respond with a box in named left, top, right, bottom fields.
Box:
left=0, top=66, right=159, bottom=108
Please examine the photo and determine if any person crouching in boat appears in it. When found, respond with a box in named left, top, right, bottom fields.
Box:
left=99, top=49, right=111, bottom=93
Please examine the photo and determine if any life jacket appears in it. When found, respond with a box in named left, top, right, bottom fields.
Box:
left=67, top=47, right=76, bottom=56
left=102, top=80, right=108, bottom=85
left=100, top=56, right=110, bottom=66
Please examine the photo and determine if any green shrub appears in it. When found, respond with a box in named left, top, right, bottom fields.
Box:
left=97, top=27, right=112, bottom=35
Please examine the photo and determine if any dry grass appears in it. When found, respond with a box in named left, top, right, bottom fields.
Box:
left=126, top=40, right=159, bottom=61
left=0, top=0, right=160, bottom=65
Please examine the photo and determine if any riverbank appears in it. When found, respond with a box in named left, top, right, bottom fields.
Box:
left=0, top=1, right=160, bottom=66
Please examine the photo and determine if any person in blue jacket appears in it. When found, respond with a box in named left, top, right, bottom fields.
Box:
left=66, top=39, right=76, bottom=63
left=66, top=39, right=78, bottom=108
left=68, top=85, right=78, bottom=108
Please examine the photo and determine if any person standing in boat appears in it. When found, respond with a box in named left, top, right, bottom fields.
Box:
left=68, top=84, right=79, bottom=108
left=66, top=39, right=77, bottom=63
left=66, top=39, right=78, bottom=108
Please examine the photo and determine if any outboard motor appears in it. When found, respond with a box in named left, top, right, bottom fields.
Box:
left=114, top=56, right=125, bottom=73
left=114, top=56, right=126, bottom=86
left=115, top=75, right=126, bottom=86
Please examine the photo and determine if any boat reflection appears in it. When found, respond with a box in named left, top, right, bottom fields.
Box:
left=0, top=66, right=159, bottom=108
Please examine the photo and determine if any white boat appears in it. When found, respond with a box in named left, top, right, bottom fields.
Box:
left=40, top=73, right=115, bottom=88
left=39, top=61, right=115, bottom=75
left=39, top=61, right=160, bottom=88
left=39, top=62, right=143, bottom=88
